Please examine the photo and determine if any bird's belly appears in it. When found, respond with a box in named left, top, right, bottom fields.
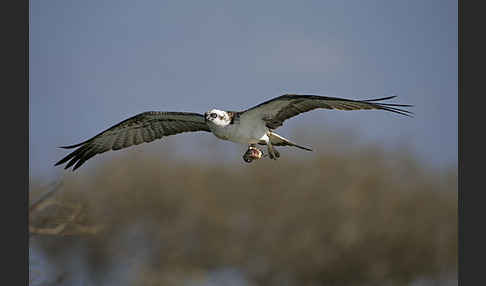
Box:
left=212, top=123, right=268, bottom=144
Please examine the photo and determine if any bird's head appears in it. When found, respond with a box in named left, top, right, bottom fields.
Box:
left=205, top=109, right=231, bottom=127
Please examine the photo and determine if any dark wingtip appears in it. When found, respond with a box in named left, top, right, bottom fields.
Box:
left=58, top=137, right=93, bottom=149
left=364, top=95, right=397, bottom=102
left=54, top=156, right=70, bottom=167
left=59, top=143, right=83, bottom=149
left=55, top=143, right=92, bottom=171
left=381, top=106, right=414, bottom=117
left=361, top=95, right=414, bottom=117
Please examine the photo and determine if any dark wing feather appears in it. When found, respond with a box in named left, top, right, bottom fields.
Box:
left=55, top=111, right=210, bottom=171
left=242, top=94, right=413, bottom=129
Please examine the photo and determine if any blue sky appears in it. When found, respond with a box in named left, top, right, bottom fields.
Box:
left=30, top=0, right=457, bottom=180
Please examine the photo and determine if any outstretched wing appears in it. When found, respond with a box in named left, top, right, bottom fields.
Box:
left=55, top=111, right=210, bottom=171
left=241, top=94, right=413, bottom=129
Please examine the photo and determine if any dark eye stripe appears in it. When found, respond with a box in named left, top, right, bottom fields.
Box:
left=211, top=113, right=217, bottom=118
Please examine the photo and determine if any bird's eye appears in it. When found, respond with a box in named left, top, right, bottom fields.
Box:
left=210, top=113, right=217, bottom=118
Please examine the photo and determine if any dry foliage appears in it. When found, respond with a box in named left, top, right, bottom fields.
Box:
left=29, top=135, right=457, bottom=286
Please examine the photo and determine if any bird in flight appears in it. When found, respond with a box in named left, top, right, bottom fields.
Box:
left=55, top=94, right=412, bottom=171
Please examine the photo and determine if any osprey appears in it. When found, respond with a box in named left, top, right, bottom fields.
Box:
left=55, top=94, right=412, bottom=170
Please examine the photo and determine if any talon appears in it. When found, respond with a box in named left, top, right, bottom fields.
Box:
left=267, top=148, right=279, bottom=160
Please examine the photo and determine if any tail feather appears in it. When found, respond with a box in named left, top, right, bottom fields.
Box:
left=267, top=132, right=313, bottom=151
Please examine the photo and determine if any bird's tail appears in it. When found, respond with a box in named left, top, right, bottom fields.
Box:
left=266, top=132, right=313, bottom=151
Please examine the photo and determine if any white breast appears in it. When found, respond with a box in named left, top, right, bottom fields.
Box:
left=210, top=115, right=269, bottom=144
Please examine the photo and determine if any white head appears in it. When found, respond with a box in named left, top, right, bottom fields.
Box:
left=205, top=109, right=231, bottom=127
